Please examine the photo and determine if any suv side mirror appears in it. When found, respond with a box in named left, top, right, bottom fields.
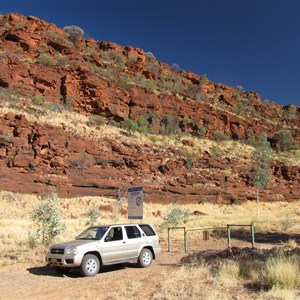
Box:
left=105, top=236, right=112, bottom=242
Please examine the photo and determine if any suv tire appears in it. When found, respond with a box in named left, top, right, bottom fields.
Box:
left=80, top=254, right=100, bottom=277
left=138, top=248, right=153, bottom=268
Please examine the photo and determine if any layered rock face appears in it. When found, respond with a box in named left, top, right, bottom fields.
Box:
left=0, top=113, right=299, bottom=203
left=0, top=13, right=299, bottom=202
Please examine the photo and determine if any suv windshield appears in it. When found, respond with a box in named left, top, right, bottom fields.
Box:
left=76, top=226, right=109, bottom=240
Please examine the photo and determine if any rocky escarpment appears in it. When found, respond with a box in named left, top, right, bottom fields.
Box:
left=0, top=13, right=299, bottom=142
left=0, top=13, right=299, bottom=202
left=0, top=112, right=299, bottom=203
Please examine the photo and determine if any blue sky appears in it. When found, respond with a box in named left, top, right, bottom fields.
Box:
left=1, top=0, right=300, bottom=106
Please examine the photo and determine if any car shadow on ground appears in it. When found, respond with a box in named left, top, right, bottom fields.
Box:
left=27, top=263, right=138, bottom=278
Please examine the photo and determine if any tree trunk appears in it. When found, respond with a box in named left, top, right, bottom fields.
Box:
left=256, top=188, right=259, bottom=218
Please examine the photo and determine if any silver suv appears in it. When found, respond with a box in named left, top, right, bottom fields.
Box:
left=46, top=223, right=161, bottom=276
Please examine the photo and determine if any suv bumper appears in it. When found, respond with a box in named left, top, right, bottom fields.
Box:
left=46, top=253, right=84, bottom=268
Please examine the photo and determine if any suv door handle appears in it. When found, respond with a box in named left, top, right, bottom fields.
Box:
left=122, top=241, right=126, bottom=244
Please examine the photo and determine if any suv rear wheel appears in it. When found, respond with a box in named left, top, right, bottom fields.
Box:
left=80, top=254, right=100, bottom=277
left=138, top=248, right=153, bottom=268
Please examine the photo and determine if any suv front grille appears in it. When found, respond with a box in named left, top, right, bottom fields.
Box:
left=51, top=248, right=64, bottom=254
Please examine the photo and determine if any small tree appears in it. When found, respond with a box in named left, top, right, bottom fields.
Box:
left=85, top=207, right=100, bottom=226
left=31, top=192, right=65, bottom=247
left=63, top=25, right=85, bottom=43
left=121, top=117, right=138, bottom=135
left=160, top=203, right=189, bottom=229
left=272, top=130, right=295, bottom=152
left=252, top=134, right=272, bottom=217
left=145, top=51, right=156, bottom=60
left=136, top=116, right=149, bottom=134
left=246, top=128, right=257, bottom=146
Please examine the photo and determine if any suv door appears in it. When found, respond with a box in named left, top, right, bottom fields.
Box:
left=124, top=225, right=144, bottom=259
left=101, top=226, right=127, bottom=264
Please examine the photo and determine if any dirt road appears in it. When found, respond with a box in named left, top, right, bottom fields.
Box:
left=1, top=238, right=298, bottom=300
left=0, top=252, right=187, bottom=300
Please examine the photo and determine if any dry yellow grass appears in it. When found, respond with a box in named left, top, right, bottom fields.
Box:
left=151, top=266, right=214, bottom=300
left=0, top=190, right=299, bottom=299
left=265, top=256, right=300, bottom=289
left=259, top=286, right=299, bottom=300
left=0, top=190, right=299, bottom=267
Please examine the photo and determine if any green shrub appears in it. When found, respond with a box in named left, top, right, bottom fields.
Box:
left=199, top=74, right=208, bottom=86
left=160, top=112, right=181, bottom=135
left=37, top=54, right=56, bottom=66
left=236, top=85, right=244, bottom=93
left=115, top=77, right=128, bottom=88
left=112, top=52, right=125, bottom=67
left=246, top=128, right=257, bottom=146
left=63, top=25, right=85, bottom=43
left=88, top=115, right=106, bottom=126
left=121, top=117, right=138, bottom=135
left=185, top=153, right=195, bottom=170
left=146, top=61, right=161, bottom=76
left=55, top=53, right=69, bottom=66
left=83, top=47, right=97, bottom=57
left=70, top=152, right=95, bottom=169
left=272, top=130, right=295, bottom=152
left=210, top=145, right=224, bottom=157
left=161, top=204, right=189, bottom=229
left=196, top=124, right=207, bottom=138
left=282, top=105, right=297, bottom=121
left=141, top=79, right=157, bottom=92
left=230, top=197, right=238, bottom=205
left=86, top=61, right=101, bottom=74
left=136, top=116, right=149, bottom=134
left=172, top=63, right=181, bottom=71
left=3, top=131, right=11, bottom=142
left=44, top=102, right=61, bottom=111
left=27, top=231, right=37, bottom=249
left=128, top=55, right=138, bottom=63
left=145, top=51, right=156, bottom=60
left=46, top=30, right=63, bottom=42
left=85, top=207, right=100, bottom=226
left=32, top=95, right=45, bottom=106
left=213, top=131, right=230, bottom=141
left=30, top=192, right=65, bottom=247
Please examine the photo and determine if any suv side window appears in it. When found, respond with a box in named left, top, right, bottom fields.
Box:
left=138, top=224, right=156, bottom=236
left=125, top=226, right=141, bottom=239
left=105, top=227, right=123, bottom=242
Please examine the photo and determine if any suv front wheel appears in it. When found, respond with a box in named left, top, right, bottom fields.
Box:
left=138, top=248, right=153, bottom=268
left=80, top=254, right=100, bottom=277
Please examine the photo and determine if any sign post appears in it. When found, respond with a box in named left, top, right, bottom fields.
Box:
left=127, top=186, right=143, bottom=221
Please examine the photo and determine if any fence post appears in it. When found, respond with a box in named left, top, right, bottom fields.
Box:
left=184, top=228, right=187, bottom=253
left=168, top=227, right=170, bottom=253
left=251, top=224, right=255, bottom=248
left=227, top=224, right=231, bottom=249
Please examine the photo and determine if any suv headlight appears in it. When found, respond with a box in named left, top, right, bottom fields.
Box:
left=65, top=247, right=79, bottom=255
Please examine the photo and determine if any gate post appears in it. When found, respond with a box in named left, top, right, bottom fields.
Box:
left=251, top=224, right=255, bottom=248
left=227, top=224, right=231, bottom=249
left=184, top=228, right=187, bottom=253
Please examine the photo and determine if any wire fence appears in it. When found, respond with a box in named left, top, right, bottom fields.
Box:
left=167, top=224, right=255, bottom=253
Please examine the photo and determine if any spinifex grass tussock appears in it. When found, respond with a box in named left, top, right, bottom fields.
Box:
left=258, top=286, right=299, bottom=300
left=182, top=247, right=300, bottom=295
left=217, top=260, right=240, bottom=285
left=265, top=256, right=300, bottom=289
